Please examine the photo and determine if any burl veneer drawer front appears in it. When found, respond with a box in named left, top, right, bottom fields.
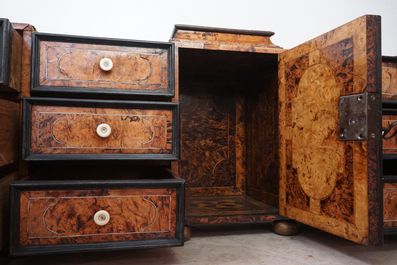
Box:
left=31, top=33, right=174, bottom=97
left=382, top=56, right=397, bottom=100
left=22, top=97, right=179, bottom=161
left=382, top=114, right=397, bottom=154
left=384, top=183, right=397, bottom=229
left=10, top=179, right=185, bottom=256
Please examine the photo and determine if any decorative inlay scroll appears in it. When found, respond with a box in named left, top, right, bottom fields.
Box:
left=142, top=197, right=158, bottom=232
left=27, top=195, right=170, bottom=239
left=57, top=50, right=72, bottom=79
left=36, top=112, right=168, bottom=150
left=382, top=66, right=397, bottom=99
left=44, top=45, right=163, bottom=86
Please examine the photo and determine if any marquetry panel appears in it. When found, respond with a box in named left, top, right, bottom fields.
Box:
left=279, top=15, right=381, bottom=245
left=28, top=105, right=174, bottom=156
left=18, top=188, right=177, bottom=246
left=31, top=33, right=174, bottom=97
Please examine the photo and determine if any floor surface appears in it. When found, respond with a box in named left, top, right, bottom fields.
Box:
left=2, top=223, right=397, bottom=265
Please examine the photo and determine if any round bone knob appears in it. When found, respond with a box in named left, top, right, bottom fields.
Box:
left=100, top=58, right=113, bottom=71
left=96, top=123, right=111, bottom=138
left=94, top=210, right=110, bottom=226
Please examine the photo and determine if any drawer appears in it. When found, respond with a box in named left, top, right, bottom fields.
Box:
left=382, top=113, right=397, bottom=154
left=0, top=18, right=22, bottom=92
left=384, top=183, right=397, bottom=229
left=22, top=97, right=179, bottom=161
left=31, top=33, right=174, bottom=98
left=10, top=172, right=185, bottom=256
left=382, top=56, right=397, bottom=100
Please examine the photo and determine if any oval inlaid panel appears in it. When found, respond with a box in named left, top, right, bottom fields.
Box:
left=292, top=64, right=344, bottom=200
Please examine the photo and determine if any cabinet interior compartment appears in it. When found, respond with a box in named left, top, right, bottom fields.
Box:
left=178, top=48, right=285, bottom=224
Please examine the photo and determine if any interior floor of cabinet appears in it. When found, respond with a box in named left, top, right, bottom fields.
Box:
left=185, top=195, right=279, bottom=217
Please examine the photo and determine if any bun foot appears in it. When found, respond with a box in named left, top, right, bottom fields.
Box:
left=272, top=220, right=299, bottom=236
left=184, top=226, right=191, bottom=241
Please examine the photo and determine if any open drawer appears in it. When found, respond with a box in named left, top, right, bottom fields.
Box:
left=9, top=166, right=185, bottom=256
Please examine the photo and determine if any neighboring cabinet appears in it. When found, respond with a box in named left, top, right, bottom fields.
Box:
left=382, top=56, right=397, bottom=234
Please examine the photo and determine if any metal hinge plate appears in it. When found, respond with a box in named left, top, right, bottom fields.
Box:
left=339, top=93, right=378, bottom=141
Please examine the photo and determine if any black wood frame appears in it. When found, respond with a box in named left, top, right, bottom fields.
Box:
left=0, top=18, right=13, bottom=89
left=22, top=97, right=179, bottom=161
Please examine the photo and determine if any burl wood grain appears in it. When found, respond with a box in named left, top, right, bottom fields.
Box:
left=245, top=63, right=280, bottom=207
left=14, top=23, right=36, bottom=178
left=19, top=188, right=177, bottom=246
left=185, top=195, right=279, bottom=217
left=279, top=15, right=380, bottom=245
left=178, top=48, right=258, bottom=196
left=39, top=41, right=169, bottom=91
left=382, top=115, right=397, bottom=154
left=30, top=105, right=173, bottom=155
left=0, top=98, right=20, bottom=167
left=184, top=195, right=282, bottom=225
left=170, top=25, right=286, bottom=54
left=382, top=59, right=397, bottom=99
left=383, top=183, right=397, bottom=227
left=179, top=84, right=239, bottom=195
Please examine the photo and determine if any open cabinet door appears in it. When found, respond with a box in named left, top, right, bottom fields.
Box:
left=278, top=15, right=383, bottom=246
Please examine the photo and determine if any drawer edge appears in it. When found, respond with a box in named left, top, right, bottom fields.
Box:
left=10, top=238, right=183, bottom=256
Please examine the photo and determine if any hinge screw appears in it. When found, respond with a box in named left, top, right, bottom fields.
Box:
left=371, top=133, right=376, bottom=138
left=371, top=95, right=376, bottom=100
left=340, top=133, right=345, bottom=138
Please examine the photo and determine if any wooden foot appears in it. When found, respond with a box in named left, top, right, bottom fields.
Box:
left=272, top=220, right=299, bottom=236
left=184, top=226, right=191, bottom=241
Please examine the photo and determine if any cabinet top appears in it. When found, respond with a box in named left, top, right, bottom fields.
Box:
left=171, top=24, right=275, bottom=38
left=170, top=24, right=281, bottom=49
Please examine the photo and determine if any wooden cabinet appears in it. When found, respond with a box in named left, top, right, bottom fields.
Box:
left=382, top=56, right=397, bottom=235
left=1, top=14, right=396, bottom=256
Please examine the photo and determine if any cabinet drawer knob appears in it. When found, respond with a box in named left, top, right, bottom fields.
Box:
left=100, top=58, right=113, bottom=71
left=96, top=123, right=111, bottom=138
left=94, top=210, right=110, bottom=226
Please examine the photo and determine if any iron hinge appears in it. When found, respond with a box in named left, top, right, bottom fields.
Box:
left=339, top=92, right=378, bottom=141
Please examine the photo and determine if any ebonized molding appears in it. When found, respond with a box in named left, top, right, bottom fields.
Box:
left=0, top=18, right=13, bottom=87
